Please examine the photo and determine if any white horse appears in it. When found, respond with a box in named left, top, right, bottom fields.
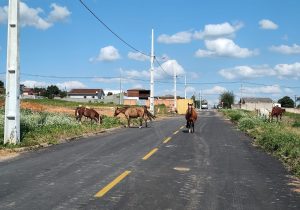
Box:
left=258, top=108, right=271, bottom=120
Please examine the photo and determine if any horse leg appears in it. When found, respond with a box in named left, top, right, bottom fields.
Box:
left=192, top=121, right=194, bottom=133
left=128, top=117, right=131, bottom=128
left=139, top=118, right=142, bottom=128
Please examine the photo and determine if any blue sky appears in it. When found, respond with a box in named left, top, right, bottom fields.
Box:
left=0, top=0, right=300, bottom=105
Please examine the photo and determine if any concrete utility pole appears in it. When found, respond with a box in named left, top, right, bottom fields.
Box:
left=4, top=0, right=20, bottom=144
left=119, top=72, right=122, bottom=105
left=184, top=74, right=187, bottom=99
left=174, top=68, right=177, bottom=110
left=149, top=29, right=155, bottom=115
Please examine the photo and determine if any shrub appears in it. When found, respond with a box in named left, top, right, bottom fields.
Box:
left=238, top=117, right=256, bottom=131
left=292, top=121, right=300, bottom=127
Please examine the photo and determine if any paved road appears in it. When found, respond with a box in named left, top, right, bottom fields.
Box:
left=0, top=111, right=299, bottom=209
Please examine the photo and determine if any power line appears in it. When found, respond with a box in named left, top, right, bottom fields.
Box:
left=78, top=0, right=149, bottom=57
left=154, top=57, right=173, bottom=78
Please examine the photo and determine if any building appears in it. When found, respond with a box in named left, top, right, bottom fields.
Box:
left=126, top=89, right=150, bottom=99
left=239, top=97, right=273, bottom=111
left=68, top=89, right=105, bottom=99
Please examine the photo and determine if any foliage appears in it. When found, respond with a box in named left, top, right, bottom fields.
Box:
left=45, top=85, right=60, bottom=99
left=292, top=121, right=300, bottom=127
left=0, top=80, right=4, bottom=88
left=219, top=91, right=234, bottom=108
left=278, top=96, right=294, bottom=108
left=59, top=91, right=67, bottom=98
left=0, top=108, right=121, bottom=147
left=238, top=117, right=257, bottom=131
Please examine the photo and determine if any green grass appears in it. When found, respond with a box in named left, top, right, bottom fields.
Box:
left=221, top=109, right=300, bottom=177
left=0, top=108, right=122, bottom=148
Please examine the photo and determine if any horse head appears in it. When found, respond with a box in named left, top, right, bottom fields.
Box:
left=114, top=107, right=121, bottom=117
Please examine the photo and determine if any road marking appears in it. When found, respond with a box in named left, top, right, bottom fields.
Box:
left=94, top=170, right=131, bottom=198
left=142, top=148, right=158, bottom=160
left=173, top=130, right=179, bottom=135
left=174, top=167, right=190, bottom=172
left=180, top=126, right=185, bottom=129
left=163, top=137, right=172, bottom=144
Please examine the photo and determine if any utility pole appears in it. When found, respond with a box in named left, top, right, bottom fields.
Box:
left=174, top=68, right=177, bottom=110
left=149, top=29, right=155, bottom=115
left=199, top=90, right=202, bottom=110
left=295, top=95, right=297, bottom=108
left=119, top=72, right=122, bottom=105
left=4, top=0, right=20, bottom=144
left=184, top=74, right=187, bottom=99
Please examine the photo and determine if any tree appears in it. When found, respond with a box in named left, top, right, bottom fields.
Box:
left=0, top=80, right=4, bottom=88
left=278, top=96, right=294, bottom=108
left=219, top=91, right=234, bottom=109
left=59, top=91, right=67, bottom=98
left=46, top=85, right=60, bottom=99
left=190, top=95, right=199, bottom=108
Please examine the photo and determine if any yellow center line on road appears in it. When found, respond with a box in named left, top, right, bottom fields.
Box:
left=142, top=148, right=158, bottom=160
left=163, top=137, right=172, bottom=144
left=94, top=170, right=131, bottom=198
left=173, top=130, right=179, bottom=135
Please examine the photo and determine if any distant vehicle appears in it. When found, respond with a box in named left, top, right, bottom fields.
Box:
left=201, top=104, right=208, bottom=109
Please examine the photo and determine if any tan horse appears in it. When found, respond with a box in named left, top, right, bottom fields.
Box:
left=185, top=103, right=197, bottom=133
left=114, top=106, right=155, bottom=128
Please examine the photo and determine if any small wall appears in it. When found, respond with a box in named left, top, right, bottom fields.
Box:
left=177, top=99, right=194, bottom=114
left=285, top=108, right=300, bottom=114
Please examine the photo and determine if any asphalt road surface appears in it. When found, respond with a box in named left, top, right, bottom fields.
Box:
left=0, top=111, right=299, bottom=210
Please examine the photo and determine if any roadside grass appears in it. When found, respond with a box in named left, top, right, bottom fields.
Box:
left=0, top=108, right=122, bottom=148
left=221, top=109, right=300, bottom=177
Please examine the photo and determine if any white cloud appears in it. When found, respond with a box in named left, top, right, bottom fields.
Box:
left=219, top=62, right=300, bottom=80
left=159, top=60, right=185, bottom=77
left=243, top=85, right=281, bottom=94
left=0, top=2, right=71, bottom=30
left=47, top=3, right=71, bottom=23
left=90, top=46, right=121, bottom=62
left=121, top=59, right=185, bottom=80
left=21, top=80, right=49, bottom=88
left=270, top=44, right=300, bottom=54
left=259, top=19, right=278, bottom=30
left=219, top=65, right=275, bottom=80
left=127, top=52, right=149, bottom=61
left=157, top=31, right=193, bottom=44
left=195, top=38, right=258, bottom=58
left=194, top=22, right=243, bottom=39
left=21, top=80, right=86, bottom=90
left=157, top=22, right=243, bottom=44
left=185, top=86, right=196, bottom=93
left=93, top=77, right=122, bottom=83
left=203, top=86, right=227, bottom=94
left=274, top=62, right=300, bottom=79
left=56, top=81, right=86, bottom=90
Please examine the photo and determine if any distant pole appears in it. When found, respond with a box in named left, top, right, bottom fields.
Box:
left=295, top=95, right=297, bottom=108
left=150, top=29, right=155, bottom=115
left=184, top=74, right=187, bottom=99
left=4, top=0, right=20, bottom=144
left=199, top=91, right=202, bottom=109
left=174, top=68, right=177, bottom=110
left=119, top=72, right=122, bottom=105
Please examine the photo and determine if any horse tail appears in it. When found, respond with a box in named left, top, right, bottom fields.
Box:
left=98, top=114, right=102, bottom=124
left=75, top=107, right=79, bottom=116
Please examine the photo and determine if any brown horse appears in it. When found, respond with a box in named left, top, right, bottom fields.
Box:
left=75, top=106, right=102, bottom=124
left=271, top=106, right=285, bottom=122
left=114, top=106, right=155, bottom=128
left=185, top=103, right=197, bottom=133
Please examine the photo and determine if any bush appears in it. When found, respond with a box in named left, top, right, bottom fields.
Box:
left=238, top=117, right=256, bottom=131
left=292, top=121, right=300, bottom=127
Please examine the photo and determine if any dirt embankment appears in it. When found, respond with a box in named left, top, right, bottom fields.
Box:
left=0, top=101, right=116, bottom=117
